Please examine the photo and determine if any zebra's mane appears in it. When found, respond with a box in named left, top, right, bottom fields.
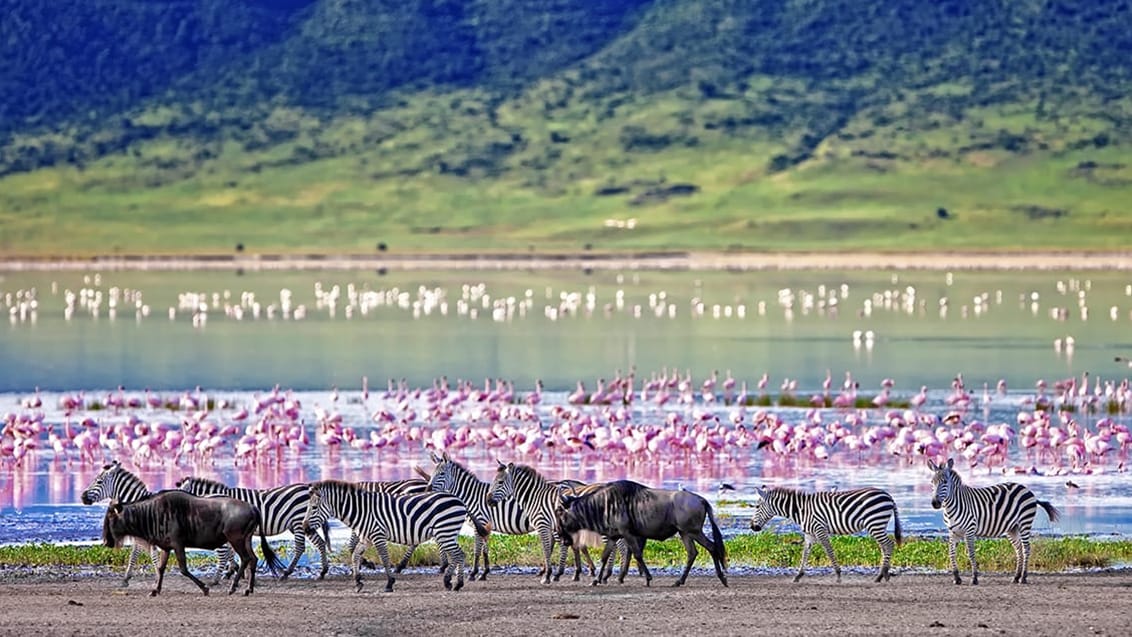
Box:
left=183, top=476, right=229, bottom=490
left=510, top=463, right=552, bottom=485
left=101, top=462, right=151, bottom=493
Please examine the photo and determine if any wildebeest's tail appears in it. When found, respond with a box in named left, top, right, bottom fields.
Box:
left=893, top=504, right=904, bottom=546
left=1039, top=500, right=1061, bottom=523
left=705, top=501, right=728, bottom=570
left=254, top=507, right=285, bottom=576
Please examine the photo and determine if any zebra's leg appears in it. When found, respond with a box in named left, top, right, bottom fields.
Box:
left=307, top=526, right=331, bottom=580
left=553, top=539, right=569, bottom=582
left=1019, top=534, right=1032, bottom=584
left=151, top=549, right=170, bottom=597
left=372, top=535, right=395, bottom=593
left=537, top=526, right=555, bottom=585
left=281, top=527, right=306, bottom=580
left=964, top=534, right=978, bottom=585
left=350, top=535, right=370, bottom=593
left=794, top=534, right=815, bottom=582
left=443, top=538, right=466, bottom=591
left=1007, top=528, right=1028, bottom=583
left=173, top=545, right=210, bottom=595
left=815, top=532, right=840, bottom=582
left=947, top=530, right=963, bottom=584
left=121, top=542, right=142, bottom=588
left=209, top=545, right=230, bottom=586
left=469, top=534, right=483, bottom=581
left=479, top=534, right=491, bottom=581
left=350, top=531, right=378, bottom=570
left=874, top=529, right=895, bottom=583
left=618, top=539, right=631, bottom=583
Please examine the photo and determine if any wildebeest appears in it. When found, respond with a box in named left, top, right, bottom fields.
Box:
left=554, top=480, right=728, bottom=587
left=101, top=490, right=282, bottom=596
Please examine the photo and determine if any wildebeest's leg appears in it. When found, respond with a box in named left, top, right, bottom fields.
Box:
left=372, top=535, right=396, bottom=593
left=592, top=539, right=615, bottom=586
left=173, top=545, right=211, bottom=595
left=674, top=532, right=698, bottom=587
left=573, top=546, right=595, bottom=582
left=626, top=537, right=652, bottom=586
left=151, top=549, right=171, bottom=597
left=794, top=533, right=814, bottom=582
left=229, top=536, right=254, bottom=596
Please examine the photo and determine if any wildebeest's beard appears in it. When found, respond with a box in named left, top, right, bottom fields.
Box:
left=102, top=509, right=124, bottom=548
left=555, top=507, right=579, bottom=546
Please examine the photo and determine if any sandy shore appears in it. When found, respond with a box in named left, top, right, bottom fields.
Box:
left=2, top=250, right=1132, bottom=272
left=0, top=568, right=1126, bottom=636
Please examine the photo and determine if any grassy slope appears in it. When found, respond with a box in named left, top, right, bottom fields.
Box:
left=2, top=2, right=1132, bottom=256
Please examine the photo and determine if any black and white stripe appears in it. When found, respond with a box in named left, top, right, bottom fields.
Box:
left=486, top=461, right=569, bottom=585
left=929, top=458, right=1060, bottom=584
left=303, top=480, right=472, bottom=593
left=749, top=485, right=902, bottom=582
left=348, top=478, right=430, bottom=572
left=176, top=476, right=332, bottom=580
left=80, top=460, right=159, bottom=586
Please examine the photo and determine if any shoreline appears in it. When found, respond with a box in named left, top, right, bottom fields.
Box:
left=2, top=250, right=1132, bottom=272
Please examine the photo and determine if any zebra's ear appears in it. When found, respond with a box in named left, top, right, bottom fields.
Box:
left=926, top=460, right=937, bottom=471
left=496, top=459, right=506, bottom=470
left=753, top=486, right=767, bottom=499
left=442, top=451, right=451, bottom=462
left=506, top=462, right=515, bottom=471
left=946, top=458, right=955, bottom=469
left=430, top=451, right=442, bottom=464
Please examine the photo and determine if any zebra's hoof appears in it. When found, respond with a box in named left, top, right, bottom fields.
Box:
left=670, top=580, right=684, bottom=588
left=552, top=574, right=561, bottom=582
left=149, top=590, right=159, bottom=597
left=454, top=578, right=465, bottom=592
left=243, top=589, right=252, bottom=597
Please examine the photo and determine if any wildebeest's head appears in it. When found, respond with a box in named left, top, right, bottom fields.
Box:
left=486, top=460, right=515, bottom=507
left=81, top=460, right=122, bottom=505
left=101, top=500, right=128, bottom=548
left=554, top=492, right=583, bottom=547
left=748, top=486, right=777, bottom=532
left=928, top=458, right=958, bottom=509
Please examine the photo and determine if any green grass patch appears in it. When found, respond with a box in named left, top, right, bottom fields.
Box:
left=10, top=535, right=1127, bottom=574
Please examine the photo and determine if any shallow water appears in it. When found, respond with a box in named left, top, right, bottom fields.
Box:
left=1, top=268, right=1131, bottom=545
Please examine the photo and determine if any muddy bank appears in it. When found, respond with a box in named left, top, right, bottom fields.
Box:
left=0, top=568, right=1126, bottom=636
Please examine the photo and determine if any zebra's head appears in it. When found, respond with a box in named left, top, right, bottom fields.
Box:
left=928, top=458, right=958, bottom=509
left=303, top=482, right=331, bottom=535
left=81, top=460, right=122, bottom=505
left=427, top=451, right=457, bottom=494
left=486, top=460, right=515, bottom=507
left=747, top=486, right=777, bottom=532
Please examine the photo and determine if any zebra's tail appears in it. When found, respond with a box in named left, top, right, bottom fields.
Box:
left=1038, top=500, right=1061, bottom=523
left=892, top=503, right=904, bottom=546
left=254, top=507, right=285, bottom=577
left=705, top=501, right=728, bottom=570
left=470, top=514, right=492, bottom=537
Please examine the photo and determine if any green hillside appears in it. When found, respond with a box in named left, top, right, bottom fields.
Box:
left=2, top=0, right=1131, bottom=256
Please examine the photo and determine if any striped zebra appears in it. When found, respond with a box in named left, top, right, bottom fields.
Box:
left=424, top=452, right=600, bottom=581
left=302, top=480, right=477, bottom=593
left=80, top=460, right=160, bottom=587
left=346, top=478, right=431, bottom=573
left=486, top=461, right=578, bottom=584
left=928, top=458, right=1060, bottom=584
left=176, top=476, right=332, bottom=581
left=749, top=485, right=903, bottom=583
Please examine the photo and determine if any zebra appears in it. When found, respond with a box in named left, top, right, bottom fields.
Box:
left=748, top=485, right=903, bottom=582
left=80, top=460, right=161, bottom=587
left=424, top=451, right=603, bottom=581
left=340, top=478, right=432, bottom=572
left=487, top=460, right=582, bottom=585
left=302, top=479, right=478, bottom=593
left=928, top=458, right=1060, bottom=585
left=176, top=476, right=332, bottom=581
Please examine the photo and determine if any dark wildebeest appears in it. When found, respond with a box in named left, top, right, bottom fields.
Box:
left=102, top=490, right=283, bottom=596
left=555, top=480, right=728, bottom=587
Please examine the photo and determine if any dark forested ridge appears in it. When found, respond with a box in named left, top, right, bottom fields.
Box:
left=2, top=0, right=1131, bottom=182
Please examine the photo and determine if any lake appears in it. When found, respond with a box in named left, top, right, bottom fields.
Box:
left=1, top=266, right=1130, bottom=545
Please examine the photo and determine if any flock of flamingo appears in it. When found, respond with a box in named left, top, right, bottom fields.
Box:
left=2, top=367, right=1131, bottom=479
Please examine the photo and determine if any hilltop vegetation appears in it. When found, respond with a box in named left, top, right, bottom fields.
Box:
left=2, top=0, right=1132, bottom=255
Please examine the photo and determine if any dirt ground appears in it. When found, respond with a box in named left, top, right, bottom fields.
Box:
left=0, top=568, right=1126, bottom=637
